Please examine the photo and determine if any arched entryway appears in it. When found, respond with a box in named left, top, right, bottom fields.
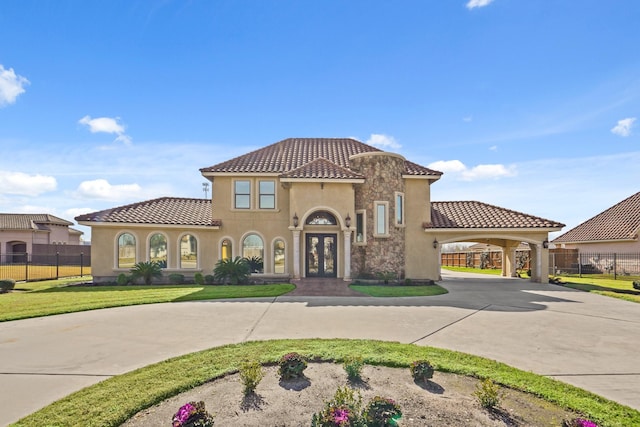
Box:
left=304, top=211, right=338, bottom=278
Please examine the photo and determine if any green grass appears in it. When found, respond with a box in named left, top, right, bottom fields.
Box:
left=12, top=339, right=639, bottom=427
left=349, top=284, right=448, bottom=297
left=442, top=266, right=503, bottom=275
left=552, top=276, right=640, bottom=303
left=0, top=279, right=295, bottom=322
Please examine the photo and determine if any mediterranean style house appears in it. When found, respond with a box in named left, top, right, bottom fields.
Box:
left=553, top=190, right=640, bottom=253
left=76, top=138, right=564, bottom=284
left=1, top=213, right=83, bottom=257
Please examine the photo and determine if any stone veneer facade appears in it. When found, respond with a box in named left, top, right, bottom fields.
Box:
left=350, top=152, right=406, bottom=278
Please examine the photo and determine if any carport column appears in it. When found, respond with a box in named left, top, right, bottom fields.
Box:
left=343, top=229, right=352, bottom=281
left=510, top=247, right=518, bottom=277
left=535, top=243, right=543, bottom=283
left=292, top=230, right=301, bottom=279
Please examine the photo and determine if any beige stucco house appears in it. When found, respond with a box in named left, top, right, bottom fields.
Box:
left=0, top=213, right=83, bottom=258
left=76, top=138, right=564, bottom=284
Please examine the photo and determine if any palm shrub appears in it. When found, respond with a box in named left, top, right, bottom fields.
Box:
left=213, top=256, right=250, bottom=285
left=245, top=256, right=263, bottom=273
left=129, top=261, right=163, bottom=285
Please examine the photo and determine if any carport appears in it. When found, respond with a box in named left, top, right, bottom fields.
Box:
left=427, top=201, right=565, bottom=283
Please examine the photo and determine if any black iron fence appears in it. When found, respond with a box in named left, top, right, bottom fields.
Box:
left=0, top=252, right=91, bottom=282
left=550, top=250, right=640, bottom=279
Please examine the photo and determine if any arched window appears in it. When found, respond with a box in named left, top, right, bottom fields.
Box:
left=273, top=239, right=285, bottom=274
left=149, top=233, right=167, bottom=268
left=221, top=238, right=232, bottom=261
left=118, top=233, right=136, bottom=268
left=242, top=234, right=264, bottom=273
left=180, top=234, right=197, bottom=269
left=305, top=211, right=337, bottom=225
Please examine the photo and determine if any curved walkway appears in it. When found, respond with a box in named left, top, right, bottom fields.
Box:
left=1, top=271, right=640, bottom=425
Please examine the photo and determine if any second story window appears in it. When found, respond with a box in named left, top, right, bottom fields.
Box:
left=234, top=180, right=251, bottom=209
left=395, top=192, right=404, bottom=226
left=374, top=201, right=389, bottom=237
left=259, top=180, right=275, bottom=209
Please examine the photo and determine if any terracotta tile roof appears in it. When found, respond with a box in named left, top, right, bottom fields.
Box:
left=0, top=213, right=73, bottom=230
left=553, top=191, right=640, bottom=243
left=75, top=197, right=221, bottom=227
left=280, top=157, right=365, bottom=180
left=200, top=137, right=442, bottom=178
left=426, top=201, right=564, bottom=229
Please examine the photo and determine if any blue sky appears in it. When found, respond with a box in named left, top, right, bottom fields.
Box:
left=1, top=0, right=639, bottom=242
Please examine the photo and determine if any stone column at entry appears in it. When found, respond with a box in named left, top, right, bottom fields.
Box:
left=292, top=230, right=301, bottom=279
left=343, top=229, right=352, bottom=281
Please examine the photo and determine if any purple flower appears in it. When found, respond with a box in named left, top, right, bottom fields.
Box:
left=331, top=407, right=351, bottom=425
left=576, top=419, right=598, bottom=427
left=172, top=402, right=196, bottom=426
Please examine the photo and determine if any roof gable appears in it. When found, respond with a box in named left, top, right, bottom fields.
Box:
left=0, top=213, right=74, bottom=230
left=427, top=201, right=564, bottom=229
left=200, top=137, right=442, bottom=178
left=553, top=191, right=640, bottom=243
left=280, top=157, right=365, bottom=180
left=75, top=197, right=220, bottom=227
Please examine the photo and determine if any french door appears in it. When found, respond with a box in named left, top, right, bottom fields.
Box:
left=305, top=233, right=337, bottom=278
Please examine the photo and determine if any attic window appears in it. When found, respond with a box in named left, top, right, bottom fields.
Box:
left=306, top=211, right=337, bottom=225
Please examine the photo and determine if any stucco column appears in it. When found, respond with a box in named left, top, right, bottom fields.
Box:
left=343, top=229, right=352, bottom=281
left=292, top=230, right=301, bottom=279
left=510, top=247, right=518, bottom=277
left=535, top=243, right=543, bottom=283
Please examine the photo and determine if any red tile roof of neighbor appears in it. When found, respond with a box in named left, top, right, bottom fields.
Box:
left=75, top=197, right=220, bottom=227
left=428, top=201, right=564, bottom=229
left=0, top=213, right=74, bottom=230
left=200, top=137, right=442, bottom=178
left=552, top=191, right=640, bottom=243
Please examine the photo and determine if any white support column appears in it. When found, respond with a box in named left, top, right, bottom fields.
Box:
left=292, top=230, right=301, bottom=279
left=536, top=243, right=543, bottom=283
left=510, top=247, right=517, bottom=277
left=343, top=229, right=352, bottom=281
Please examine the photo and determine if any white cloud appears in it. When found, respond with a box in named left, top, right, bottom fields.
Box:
left=463, top=116, right=473, bottom=122
left=65, top=207, right=96, bottom=219
left=466, top=0, right=495, bottom=9
left=610, top=117, right=636, bottom=137
left=75, top=179, right=142, bottom=200
left=366, top=134, right=401, bottom=150
left=79, top=115, right=132, bottom=144
left=489, top=145, right=498, bottom=151
left=0, top=171, right=57, bottom=196
left=0, top=65, right=29, bottom=106
left=428, top=160, right=467, bottom=173
left=461, top=164, right=516, bottom=181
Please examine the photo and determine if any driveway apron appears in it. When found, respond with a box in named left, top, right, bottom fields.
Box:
left=0, top=270, right=639, bottom=426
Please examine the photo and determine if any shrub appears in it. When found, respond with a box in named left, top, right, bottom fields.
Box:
left=278, top=352, right=307, bottom=380
left=171, top=400, right=214, bottom=427
left=0, top=279, right=16, bottom=293
left=343, top=355, right=364, bottom=381
left=474, top=378, right=501, bottom=409
left=169, top=273, right=185, bottom=284
left=245, top=256, right=264, bottom=273
left=239, top=360, right=263, bottom=395
left=116, top=273, right=130, bottom=286
left=633, top=280, right=640, bottom=290
left=311, top=386, right=363, bottom=427
left=363, top=396, right=402, bottom=427
left=214, top=256, right=250, bottom=285
left=204, top=274, right=216, bottom=285
left=409, top=360, right=434, bottom=382
left=130, top=261, right=163, bottom=285
left=376, top=271, right=396, bottom=284
left=194, top=272, right=205, bottom=286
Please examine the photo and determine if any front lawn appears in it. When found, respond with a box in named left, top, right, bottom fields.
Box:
left=0, top=279, right=295, bottom=322
left=552, top=276, right=640, bottom=303
left=350, top=283, right=448, bottom=297
left=13, top=339, right=639, bottom=427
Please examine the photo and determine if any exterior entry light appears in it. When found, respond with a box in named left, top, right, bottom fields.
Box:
left=345, top=213, right=351, bottom=228
left=433, top=239, right=438, bottom=249
left=293, top=213, right=299, bottom=227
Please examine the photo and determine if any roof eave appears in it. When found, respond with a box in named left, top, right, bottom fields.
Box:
left=425, top=226, right=565, bottom=233
left=280, top=178, right=365, bottom=184
left=553, top=238, right=638, bottom=244
left=76, top=221, right=221, bottom=230
left=403, top=174, right=441, bottom=181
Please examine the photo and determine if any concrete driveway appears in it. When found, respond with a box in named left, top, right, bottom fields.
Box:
left=1, top=270, right=639, bottom=425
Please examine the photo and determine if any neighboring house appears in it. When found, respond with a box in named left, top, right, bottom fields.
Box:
left=553, top=191, right=640, bottom=253
left=76, top=138, right=564, bottom=284
left=0, top=214, right=83, bottom=257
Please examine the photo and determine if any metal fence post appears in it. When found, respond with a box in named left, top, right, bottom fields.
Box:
left=25, top=252, right=29, bottom=282
left=56, top=252, right=59, bottom=279
left=613, top=252, right=617, bottom=280
left=80, top=252, right=84, bottom=277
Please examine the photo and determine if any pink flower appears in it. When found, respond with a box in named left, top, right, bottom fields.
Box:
left=576, top=419, right=598, bottom=427
left=172, top=402, right=196, bottom=426
left=331, top=408, right=351, bottom=425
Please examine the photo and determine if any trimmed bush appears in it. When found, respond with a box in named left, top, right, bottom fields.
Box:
left=169, top=273, right=185, bottom=284
left=239, top=360, right=264, bottom=395
left=474, top=378, right=502, bottom=409
left=194, top=272, right=205, bottom=286
left=343, top=355, right=364, bottom=381
left=0, top=279, right=16, bottom=293
left=204, top=274, right=216, bottom=285
left=409, top=360, right=434, bottom=382
left=116, top=273, right=130, bottom=286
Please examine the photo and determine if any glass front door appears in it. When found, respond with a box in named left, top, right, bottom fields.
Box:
left=306, top=233, right=337, bottom=278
